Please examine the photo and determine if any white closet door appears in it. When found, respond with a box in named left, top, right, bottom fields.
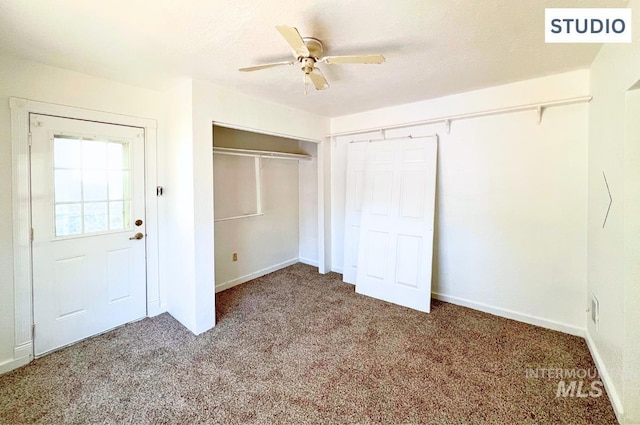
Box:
left=355, top=137, right=438, bottom=312
left=342, top=142, right=367, bottom=284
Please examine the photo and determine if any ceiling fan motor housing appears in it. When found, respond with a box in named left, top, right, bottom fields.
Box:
left=302, top=37, right=323, bottom=59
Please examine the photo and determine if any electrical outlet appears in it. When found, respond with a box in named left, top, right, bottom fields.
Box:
left=232, top=252, right=238, bottom=262
left=591, top=294, right=599, bottom=327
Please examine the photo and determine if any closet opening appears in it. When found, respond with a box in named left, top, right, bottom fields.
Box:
left=212, top=124, right=320, bottom=294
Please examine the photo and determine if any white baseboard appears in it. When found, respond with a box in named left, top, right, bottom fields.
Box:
left=431, top=292, right=585, bottom=337
left=215, top=258, right=300, bottom=293
left=14, top=342, right=32, bottom=359
left=147, top=299, right=164, bottom=317
left=299, top=257, right=319, bottom=267
left=0, top=356, right=31, bottom=375
left=585, top=330, right=624, bottom=424
left=0, top=343, right=32, bottom=375
left=331, top=266, right=344, bottom=274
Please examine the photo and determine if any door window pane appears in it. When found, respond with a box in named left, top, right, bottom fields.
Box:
left=82, top=140, right=107, bottom=170
left=109, top=201, right=130, bottom=230
left=82, top=169, right=108, bottom=202
left=55, top=203, right=82, bottom=236
left=84, top=202, right=108, bottom=233
left=108, top=170, right=130, bottom=200
left=54, top=170, right=82, bottom=203
left=53, top=135, right=133, bottom=237
left=54, top=138, right=82, bottom=169
left=107, top=142, right=129, bottom=169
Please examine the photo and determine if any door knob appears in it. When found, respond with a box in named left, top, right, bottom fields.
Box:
left=129, top=232, right=144, bottom=240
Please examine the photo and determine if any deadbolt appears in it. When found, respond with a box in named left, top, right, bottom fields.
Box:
left=135, top=219, right=143, bottom=226
left=129, top=232, right=144, bottom=240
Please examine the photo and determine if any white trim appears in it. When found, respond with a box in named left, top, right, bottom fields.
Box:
left=331, top=266, right=344, bottom=274
left=0, top=352, right=31, bottom=375
left=318, top=139, right=332, bottom=274
left=215, top=258, right=299, bottom=293
left=10, top=97, right=156, bottom=129
left=147, top=299, right=162, bottom=317
left=255, top=157, right=263, bottom=216
left=14, top=341, right=32, bottom=358
left=431, top=292, right=585, bottom=337
left=9, top=97, right=162, bottom=373
left=299, top=257, right=319, bottom=267
left=144, top=125, right=162, bottom=316
left=585, top=330, right=624, bottom=424
left=10, top=99, right=33, bottom=362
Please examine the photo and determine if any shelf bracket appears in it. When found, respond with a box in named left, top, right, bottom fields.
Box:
left=536, top=105, right=544, bottom=124
left=444, top=119, right=451, bottom=134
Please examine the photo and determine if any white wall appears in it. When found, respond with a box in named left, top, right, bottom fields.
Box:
left=214, top=157, right=300, bottom=290
left=162, top=79, right=199, bottom=332
left=164, top=78, right=329, bottom=336
left=330, top=70, right=590, bottom=336
left=623, top=88, right=640, bottom=425
left=587, top=0, right=640, bottom=421
left=182, top=79, right=329, bottom=326
left=195, top=80, right=329, bottom=144
left=0, top=54, right=166, bottom=371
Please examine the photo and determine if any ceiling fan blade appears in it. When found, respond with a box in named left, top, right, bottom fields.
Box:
left=239, top=61, right=294, bottom=72
left=276, top=25, right=310, bottom=58
left=308, top=68, right=329, bottom=91
left=321, top=54, right=386, bottom=64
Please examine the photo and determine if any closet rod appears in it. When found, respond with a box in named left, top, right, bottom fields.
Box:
left=213, top=146, right=312, bottom=161
left=330, top=95, right=592, bottom=138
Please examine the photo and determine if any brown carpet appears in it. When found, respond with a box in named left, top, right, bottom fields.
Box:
left=0, top=263, right=617, bottom=424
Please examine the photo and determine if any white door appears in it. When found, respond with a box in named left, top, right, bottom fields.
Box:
left=342, top=141, right=367, bottom=284
left=30, top=114, right=147, bottom=356
left=355, top=137, right=438, bottom=312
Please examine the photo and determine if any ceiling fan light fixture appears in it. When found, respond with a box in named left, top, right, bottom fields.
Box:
left=301, top=57, right=315, bottom=74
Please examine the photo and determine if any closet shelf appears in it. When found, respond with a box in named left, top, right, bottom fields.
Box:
left=213, top=146, right=312, bottom=161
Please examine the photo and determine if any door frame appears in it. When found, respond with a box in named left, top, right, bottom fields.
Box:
left=8, top=97, right=160, bottom=371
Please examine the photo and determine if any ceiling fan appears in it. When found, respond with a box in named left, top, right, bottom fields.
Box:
left=239, top=25, right=385, bottom=93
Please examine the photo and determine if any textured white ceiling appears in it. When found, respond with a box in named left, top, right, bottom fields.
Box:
left=0, top=0, right=627, bottom=117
